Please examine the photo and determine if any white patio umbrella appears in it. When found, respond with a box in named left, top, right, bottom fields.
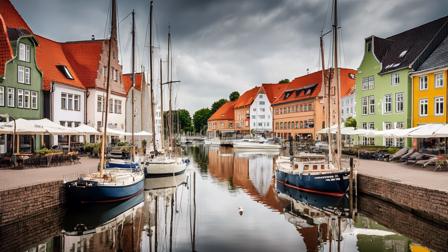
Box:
left=432, top=124, right=448, bottom=138
left=33, top=118, right=79, bottom=135
left=2, top=118, right=47, bottom=134
left=103, top=128, right=129, bottom=136
left=75, top=124, right=100, bottom=135
left=134, top=130, right=152, bottom=136
left=317, top=125, right=355, bottom=135
left=406, top=124, right=444, bottom=138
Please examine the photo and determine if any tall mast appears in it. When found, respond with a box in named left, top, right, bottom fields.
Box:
left=167, top=27, right=173, bottom=153
left=149, top=1, right=157, bottom=154
left=333, top=0, right=342, bottom=169
left=160, top=59, right=164, bottom=150
left=320, top=35, right=332, bottom=164
left=99, top=0, right=117, bottom=175
left=131, top=9, right=136, bottom=161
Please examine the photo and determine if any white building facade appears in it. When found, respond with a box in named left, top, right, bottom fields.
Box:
left=341, top=89, right=356, bottom=122
left=249, top=88, right=273, bottom=133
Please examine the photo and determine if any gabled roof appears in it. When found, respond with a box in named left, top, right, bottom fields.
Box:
left=340, top=70, right=357, bottom=97
left=123, top=72, right=144, bottom=94
left=0, top=15, right=13, bottom=76
left=0, top=0, right=32, bottom=32
left=35, top=35, right=84, bottom=91
left=416, top=35, right=448, bottom=72
left=371, top=16, right=448, bottom=74
left=261, top=83, right=289, bottom=103
left=208, top=101, right=235, bottom=121
left=62, top=40, right=105, bottom=88
left=234, top=86, right=260, bottom=108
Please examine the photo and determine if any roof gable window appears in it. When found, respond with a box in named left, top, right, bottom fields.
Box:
left=57, top=65, right=74, bottom=80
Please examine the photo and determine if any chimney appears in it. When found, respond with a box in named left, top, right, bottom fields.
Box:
left=91, top=35, right=95, bottom=40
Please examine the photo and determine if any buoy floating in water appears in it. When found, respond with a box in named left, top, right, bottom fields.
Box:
left=238, top=207, right=244, bottom=216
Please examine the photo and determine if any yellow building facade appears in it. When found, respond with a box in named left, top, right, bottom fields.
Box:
left=412, top=70, right=448, bottom=126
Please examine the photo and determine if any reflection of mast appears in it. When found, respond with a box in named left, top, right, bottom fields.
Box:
left=169, top=192, right=174, bottom=252
left=193, top=172, right=197, bottom=252
left=155, top=195, right=158, bottom=252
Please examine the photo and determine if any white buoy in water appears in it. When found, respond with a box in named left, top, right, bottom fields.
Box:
left=238, top=207, right=244, bottom=216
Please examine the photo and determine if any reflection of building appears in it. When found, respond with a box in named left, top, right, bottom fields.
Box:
left=207, top=147, right=288, bottom=211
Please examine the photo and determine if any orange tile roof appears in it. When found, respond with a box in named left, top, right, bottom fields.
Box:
left=35, top=35, right=85, bottom=91
left=261, top=83, right=289, bottom=103
left=0, top=15, right=13, bottom=76
left=62, top=40, right=105, bottom=88
left=208, top=101, right=236, bottom=121
left=340, top=70, right=357, bottom=97
left=122, top=72, right=144, bottom=94
left=0, top=0, right=32, bottom=32
left=234, top=86, right=260, bottom=108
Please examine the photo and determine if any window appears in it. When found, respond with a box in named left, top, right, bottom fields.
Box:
left=23, top=90, right=30, bottom=108
left=67, top=94, right=73, bottom=110
left=74, top=95, right=80, bottom=111
left=7, top=88, right=14, bottom=107
left=109, top=98, right=114, bottom=113
left=19, top=43, right=30, bottom=62
left=362, top=97, right=368, bottom=115
left=61, top=93, right=67, bottom=110
left=115, top=100, right=122, bottom=114
left=419, top=99, right=428, bottom=116
left=258, top=94, right=263, bottom=98
left=395, top=92, right=404, bottom=112
left=259, top=115, right=265, bottom=119
left=366, top=41, right=372, bottom=52
left=17, top=66, right=31, bottom=84
left=103, top=66, right=107, bottom=78
left=391, top=73, right=399, bottom=86
left=31, top=91, right=38, bottom=109
left=362, top=76, right=375, bottom=90
left=435, top=73, right=444, bottom=88
left=113, top=68, right=118, bottom=81
left=260, top=108, right=265, bottom=112
left=17, top=89, right=23, bottom=108
left=369, top=122, right=375, bottom=129
left=384, top=122, right=393, bottom=146
left=419, top=76, right=428, bottom=90
left=369, top=96, right=375, bottom=114
left=0, top=86, right=4, bottom=106
left=396, top=122, right=404, bottom=129
left=253, top=108, right=256, bottom=112
left=384, top=94, right=392, bottom=113
left=259, top=101, right=265, bottom=105
left=97, top=95, right=103, bottom=112
left=56, top=65, right=74, bottom=80
left=435, top=97, right=444, bottom=116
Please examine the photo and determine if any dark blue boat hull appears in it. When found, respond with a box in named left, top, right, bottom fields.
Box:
left=276, top=169, right=349, bottom=196
left=106, top=160, right=140, bottom=169
left=65, top=177, right=144, bottom=204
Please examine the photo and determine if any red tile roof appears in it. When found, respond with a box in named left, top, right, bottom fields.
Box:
left=0, top=0, right=32, bottom=32
left=272, top=68, right=356, bottom=105
left=0, top=15, right=13, bottom=76
left=122, top=72, right=144, bottom=94
left=208, top=101, right=236, bottom=121
left=234, top=86, right=260, bottom=108
left=261, top=83, right=289, bottom=103
left=35, top=35, right=85, bottom=91
left=62, top=40, right=105, bottom=89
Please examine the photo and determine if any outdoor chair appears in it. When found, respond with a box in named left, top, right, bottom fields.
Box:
left=416, top=156, right=437, bottom=167
left=406, top=152, right=426, bottom=164
left=388, top=147, right=409, bottom=161
left=399, top=149, right=415, bottom=162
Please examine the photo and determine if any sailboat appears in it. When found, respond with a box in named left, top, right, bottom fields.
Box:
left=65, top=2, right=144, bottom=204
left=142, top=2, right=187, bottom=178
left=275, top=0, right=350, bottom=197
left=106, top=4, right=140, bottom=170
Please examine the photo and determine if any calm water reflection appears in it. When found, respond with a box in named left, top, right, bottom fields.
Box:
left=2, top=145, right=445, bottom=252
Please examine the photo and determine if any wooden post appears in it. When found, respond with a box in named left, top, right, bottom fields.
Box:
left=16, top=134, right=20, bottom=154
left=349, top=157, right=354, bottom=217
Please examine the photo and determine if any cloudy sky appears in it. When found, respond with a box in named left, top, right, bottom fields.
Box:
left=12, top=0, right=448, bottom=113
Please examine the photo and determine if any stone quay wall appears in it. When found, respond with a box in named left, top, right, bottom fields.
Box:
left=357, top=174, right=448, bottom=224
left=0, top=181, right=65, bottom=226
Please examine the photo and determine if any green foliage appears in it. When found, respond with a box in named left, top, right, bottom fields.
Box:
left=193, top=108, right=212, bottom=134
left=117, top=141, right=128, bottom=146
left=210, top=99, right=228, bottom=115
left=83, top=143, right=101, bottom=156
left=36, top=148, right=62, bottom=155
left=163, top=109, right=193, bottom=135
left=386, top=147, right=400, bottom=154
left=229, top=91, right=240, bottom=101
left=344, top=117, right=357, bottom=128
left=278, top=79, right=290, bottom=84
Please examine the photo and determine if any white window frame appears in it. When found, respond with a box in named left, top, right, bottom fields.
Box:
left=31, top=91, right=38, bottom=109
left=97, top=95, right=103, bottom=112
left=419, top=75, right=428, bottom=90
left=362, top=77, right=369, bottom=90
left=419, top=99, right=428, bottom=116
left=395, top=92, right=404, bottom=112
left=0, top=86, right=4, bottom=106
left=383, top=94, right=392, bottom=113
left=67, top=94, right=73, bottom=110
left=74, top=95, right=80, bottom=111
left=369, top=96, right=375, bottom=114
left=61, top=92, right=67, bottom=110
left=391, top=73, right=400, bottom=86
left=109, top=98, right=114, bottom=113
left=435, top=72, right=444, bottom=88
left=17, top=89, right=23, bottom=108
left=434, top=96, right=444, bottom=116
left=115, top=99, right=122, bottom=114
left=7, top=88, right=14, bottom=107
left=23, top=90, right=30, bottom=108
left=19, top=43, right=30, bottom=62
left=361, top=97, right=368, bottom=115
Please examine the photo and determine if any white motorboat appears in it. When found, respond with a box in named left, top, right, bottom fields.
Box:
left=233, top=139, right=281, bottom=151
left=143, top=155, right=187, bottom=178
left=204, top=138, right=221, bottom=146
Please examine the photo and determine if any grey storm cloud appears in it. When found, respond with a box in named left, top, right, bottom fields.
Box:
left=11, top=0, right=448, bottom=113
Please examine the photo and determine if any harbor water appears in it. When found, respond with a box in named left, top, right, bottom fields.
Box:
left=2, top=145, right=445, bottom=252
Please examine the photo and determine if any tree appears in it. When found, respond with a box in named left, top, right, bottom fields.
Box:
left=229, top=91, right=240, bottom=101
left=278, top=79, right=290, bottom=84
left=163, top=109, right=193, bottom=135
left=210, top=98, right=228, bottom=115
left=193, top=108, right=212, bottom=134
left=344, top=117, right=357, bottom=128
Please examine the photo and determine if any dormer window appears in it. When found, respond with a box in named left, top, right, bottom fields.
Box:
left=19, top=43, right=30, bottom=62
left=366, top=41, right=372, bottom=52
left=57, top=65, right=74, bottom=80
